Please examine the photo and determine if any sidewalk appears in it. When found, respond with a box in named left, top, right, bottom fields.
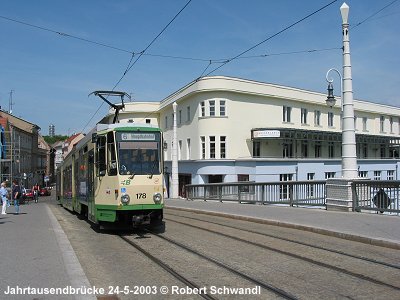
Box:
left=0, top=202, right=94, bottom=300
left=165, top=198, right=400, bottom=250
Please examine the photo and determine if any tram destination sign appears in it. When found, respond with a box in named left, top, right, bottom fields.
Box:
left=253, top=130, right=280, bottom=138
left=121, top=133, right=156, bottom=141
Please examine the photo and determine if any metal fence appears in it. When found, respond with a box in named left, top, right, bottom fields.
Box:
left=185, top=181, right=326, bottom=207
left=352, top=180, right=400, bottom=214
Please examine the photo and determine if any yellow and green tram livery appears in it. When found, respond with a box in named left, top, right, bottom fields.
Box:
left=56, top=123, right=164, bottom=228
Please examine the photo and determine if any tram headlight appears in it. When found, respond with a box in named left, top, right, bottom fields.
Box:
left=153, top=192, right=162, bottom=204
left=121, top=194, right=130, bottom=205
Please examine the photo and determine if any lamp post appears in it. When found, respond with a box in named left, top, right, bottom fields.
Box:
left=325, top=2, right=358, bottom=179
left=325, top=68, right=341, bottom=109
left=171, top=102, right=179, bottom=198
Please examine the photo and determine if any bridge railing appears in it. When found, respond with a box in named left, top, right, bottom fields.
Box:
left=352, top=180, right=400, bottom=214
left=185, top=181, right=326, bottom=207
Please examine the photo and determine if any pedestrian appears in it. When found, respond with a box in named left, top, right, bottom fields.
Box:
left=1, top=182, right=8, bottom=215
left=32, top=182, right=40, bottom=203
left=12, top=180, right=22, bottom=215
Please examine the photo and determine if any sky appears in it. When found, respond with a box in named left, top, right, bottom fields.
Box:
left=0, top=0, right=399, bottom=136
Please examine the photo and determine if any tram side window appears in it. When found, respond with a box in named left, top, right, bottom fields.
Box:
left=96, top=136, right=107, bottom=176
left=107, top=132, right=117, bottom=176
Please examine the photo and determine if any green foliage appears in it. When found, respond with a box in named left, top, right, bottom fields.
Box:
left=43, top=135, right=68, bottom=145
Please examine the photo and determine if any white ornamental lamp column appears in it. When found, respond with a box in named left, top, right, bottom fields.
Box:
left=325, top=2, right=358, bottom=212
left=171, top=102, right=179, bottom=198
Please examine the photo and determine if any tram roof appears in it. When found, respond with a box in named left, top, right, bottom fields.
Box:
left=96, top=123, right=160, bottom=132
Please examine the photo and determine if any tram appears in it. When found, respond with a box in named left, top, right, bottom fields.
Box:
left=56, top=91, right=164, bottom=228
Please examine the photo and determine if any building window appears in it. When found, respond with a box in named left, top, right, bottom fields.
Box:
left=220, top=100, right=226, bottom=116
left=387, top=170, right=394, bottom=180
left=373, top=171, right=381, bottom=180
left=307, top=173, right=315, bottom=197
left=283, top=142, right=293, bottom=158
left=209, top=100, right=215, bottom=116
left=238, top=174, right=250, bottom=192
left=200, top=101, right=205, bottom=117
left=165, top=116, right=168, bottom=129
left=315, top=142, right=322, bottom=158
left=301, top=141, right=308, bottom=158
left=220, top=136, right=226, bottom=158
left=362, top=117, right=368, bottom=131
left=314, top=110, right=321, bottom=126
left=390, top=117, right=394, bottom=133
left=283, top=106, right=292, bottom=123
left=328, top=142, right=334, bottom=158
left=280, top=174, right=293, bottom=200
left=253, top=141, right=260, bottom=157
left=171, top=113, right=174, bottom=128
left=186, top=138, right=191, bottom=160
left=354, top=116, right=357, bottom=130
left=325, top=172, right=335, bottom=179
left=301, top=108, right=308, bottom=124
left=187, top=106, right=191, bottom=122
left=178, top=140, right=182, bottom=160
left=358, top=171, right=368, bottom=178
left=200, top=136, right=205, bottom=159
left=328, top=112, right=334, bottom=127
left=380, top=116, right=385, bottom=132
left=209, top=136, right=215, bottom=158
left=178, top=110, right=182, bottom=125
left=380, top=144, right=386, bottom=158
left=362, top=143, right=368, bottom=158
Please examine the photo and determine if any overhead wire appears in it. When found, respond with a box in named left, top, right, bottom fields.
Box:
left=352, top=0, right=399, bottom=29
left=0, top=15, right=134, bottom=55
left=200, top=0, right=339, bottom=78
left=81, top=0, right=193, bottom=133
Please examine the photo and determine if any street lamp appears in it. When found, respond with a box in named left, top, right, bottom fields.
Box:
left=325, top=68, right=342, bottom=109
left=325, top=2, right=358, bottom=179
left=171, top=102, right=179, bottom=198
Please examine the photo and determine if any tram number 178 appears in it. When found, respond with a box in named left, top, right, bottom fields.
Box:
left=136, top=193, right=147, bottom=199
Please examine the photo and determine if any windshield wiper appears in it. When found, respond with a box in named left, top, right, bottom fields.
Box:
left=148, top=160, right=159, bottom=179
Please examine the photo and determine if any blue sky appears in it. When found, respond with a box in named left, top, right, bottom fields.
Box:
left=1, top=0, right=399, bottom=135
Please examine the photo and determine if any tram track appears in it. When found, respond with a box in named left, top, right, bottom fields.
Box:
left=164, top=213, right=400, bottom=292
left=119, top=232, right=298, bottom=300
left=165, top=210, right=400, bottom=270
left=119, top=235, right=218, bottom=300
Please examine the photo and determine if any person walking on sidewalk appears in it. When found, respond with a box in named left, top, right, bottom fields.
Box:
left=12, top=180, right=22, bottom=215
left=1, top=182, right=8, bottom=215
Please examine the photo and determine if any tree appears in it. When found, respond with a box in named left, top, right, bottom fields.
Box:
left=43, top=135, right=68, bottom=145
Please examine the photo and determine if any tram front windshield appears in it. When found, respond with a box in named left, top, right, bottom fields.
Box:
left=117, top=132, right=161, bottom=176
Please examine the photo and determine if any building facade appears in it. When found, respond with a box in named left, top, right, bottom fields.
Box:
left=102, top=76, right=400, bottom=196
left=0, top=110, right=49, bottom=187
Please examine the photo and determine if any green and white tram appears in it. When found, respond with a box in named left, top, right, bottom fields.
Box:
left=57, top=122, right=165, bottom=228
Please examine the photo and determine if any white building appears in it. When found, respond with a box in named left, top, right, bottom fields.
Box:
left=102, top=76, right=400, bottom=197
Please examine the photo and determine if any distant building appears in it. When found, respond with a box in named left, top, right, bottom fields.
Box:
left=0, top=110, right=47, bottom=187
left=38, top=134, right=51, bottom=182
left=52, top=141, right=64, bottom=171
left=62, top=133, right=84, bottom=159
left=49, top=124, right=55, bottom=137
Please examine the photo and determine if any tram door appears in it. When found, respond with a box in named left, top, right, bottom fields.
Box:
left=87, top=150, right=95, bottom=221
